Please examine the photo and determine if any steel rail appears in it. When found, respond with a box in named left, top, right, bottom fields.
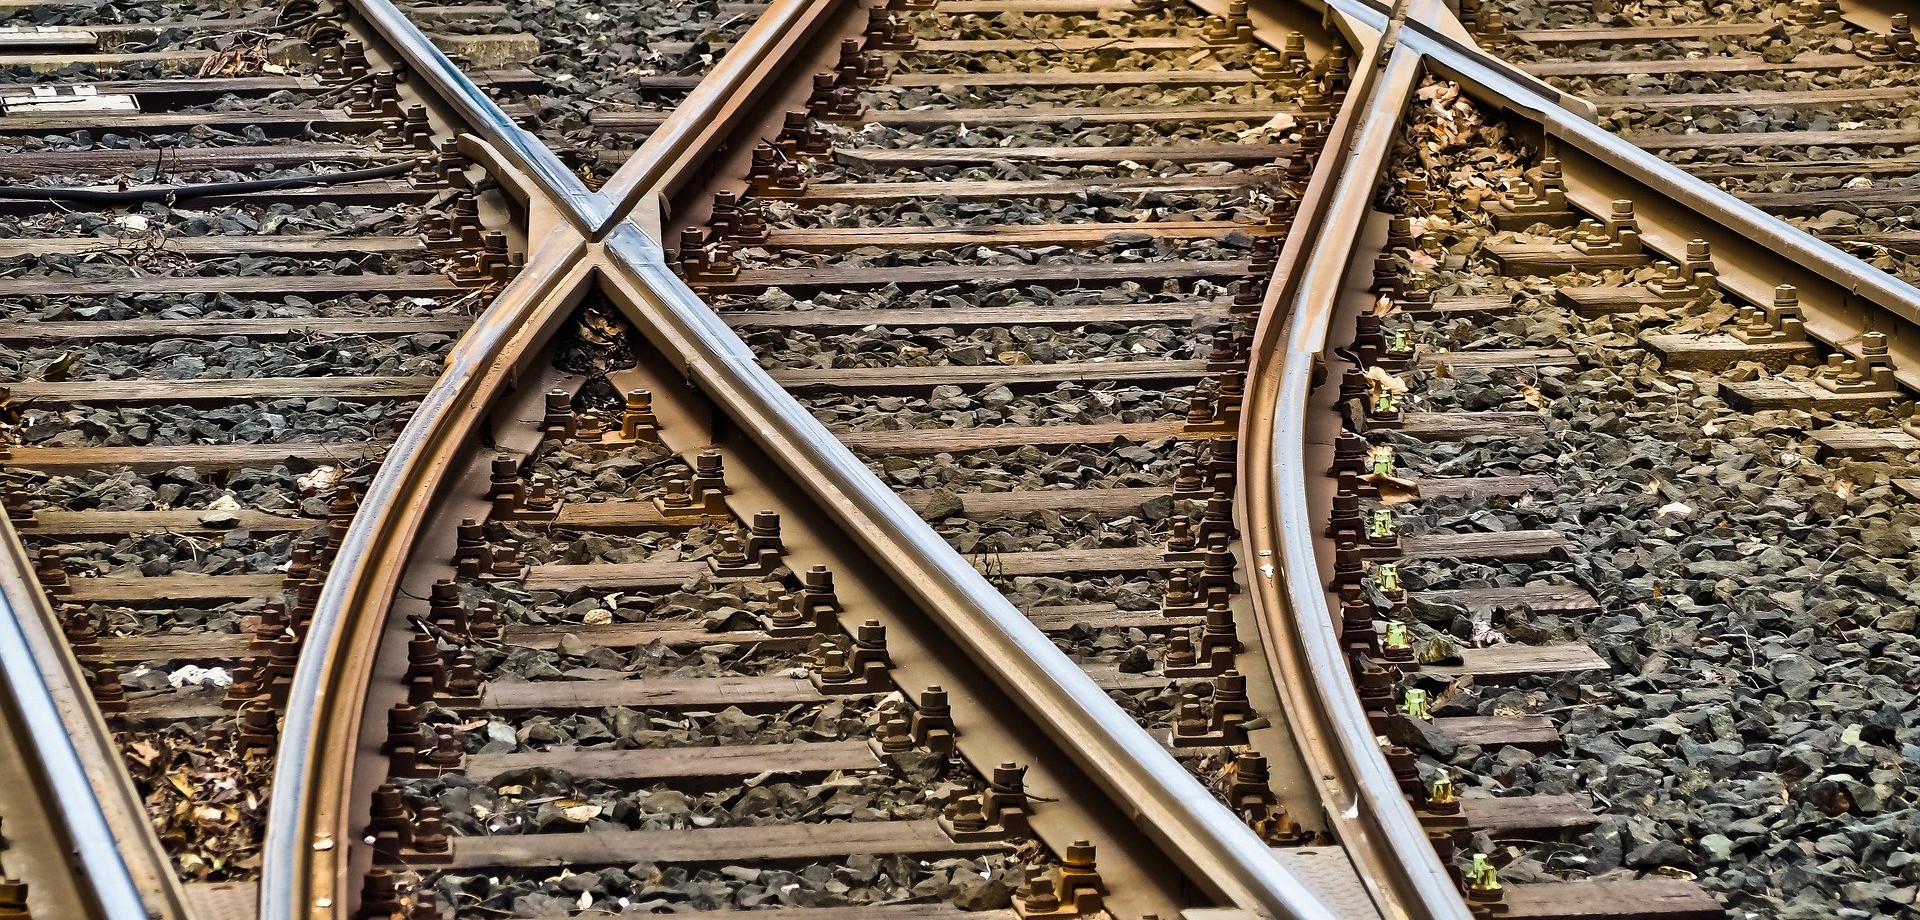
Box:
left=260, top=2, right=632, bottom=914
left=594, top=0, right=852, bottom=239
left=258, top=226, right=597, bottom=920
left=1241, top=2, right=1920, bottom=918
left=1240, top=1, right=1477, bottom=919
left=340, top=0, right=609, bottom=233
left=253, top=0, right=1920, bottom=918
left=266, top=5, right=1362, bottom=920
left=584, top=3, right=1351, bottom=914
left=1390, top=12, right=1920, bottom=388
left=593, top=223, right=1345, bottom=920
left=5, top=4, right=608, bottom=918
left=0, top=515, right=182, bottom=920
left=280, top=0, right=1920, bottom=915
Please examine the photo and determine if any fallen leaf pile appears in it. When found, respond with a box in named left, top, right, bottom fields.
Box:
left=121, top=724, right=269, bottom=881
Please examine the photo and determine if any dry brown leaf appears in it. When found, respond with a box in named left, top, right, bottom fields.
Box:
left=127, top=739, right=162, bottom=767
left=1363, top=365, right=1408, bottom=396
left=1372, top=476, right=1423, bottom=505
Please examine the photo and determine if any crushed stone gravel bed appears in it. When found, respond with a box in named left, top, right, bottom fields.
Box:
left=1377, top=76, right=1919, bottom=919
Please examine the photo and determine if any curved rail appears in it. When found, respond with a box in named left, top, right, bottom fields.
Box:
left=342, top=0, right=609, bottom=233
left=1242, top=0, right=1920, bottom=915
left=1390, top=16, right=1920, bottom=386
left=0, top=517, right=178, bottom=920
left=270, top=5, right=1353, bottom=919
left=252, top=1, right=1920, bottom=918
left=594, top=228, right=1344, bottom=920
left=258, top=230, right=595, bottom=920
left=595, top=0, right=852, bottom=237
left=1240, top=2, right=1477, bottom=919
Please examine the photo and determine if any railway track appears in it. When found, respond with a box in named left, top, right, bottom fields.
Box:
left=1471, top=0, right=1920, bottom=285
left=0, top=1, right=1913, bottom=920
left=0, top=0, right=539, bottom=913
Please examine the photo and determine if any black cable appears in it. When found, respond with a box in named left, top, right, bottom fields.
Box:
left=0, top=159, right=420, bottom=205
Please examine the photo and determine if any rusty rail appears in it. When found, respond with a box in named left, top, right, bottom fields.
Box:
left=341, top=0, right=608, bottom=232
left=258, top=229, right=593, bottom=920
left=1240, top=2, right=1476, bottom=919
left=590, top=235, right=1347, bottom=920
left=0, top=515, right=175, bottom=920
left=259, top=1, right=1920, bottom=919
left=267, top=3, right=1347, bottom=920
left=595, top=0, right=856, bottom=238
left=1243, top=1, right=1920, bottom=918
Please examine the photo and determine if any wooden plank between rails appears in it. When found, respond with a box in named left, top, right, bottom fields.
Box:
left=1688, top=157, right=1920, bottom=180
left=83, top=621, right=779, bottom=664
left=61, top=573, right=283, bottom=603
left=550, top=502, right=706, bottom=532
left=1418, top=347, right=1582, bottom=370
left=0, top=73, right=317, bottom=101
left=1504, top=878, right=1724, bottom=919
left=1624, top=127, right=1920, bottom=149
left=1425, top=642, right=1611, bottom=680
left=124, top=688, right=227, bottom=722
left=1399, top=530, right=1568, bottom=562
left=0, top=274, right=462, bottom=299
left=23, top=510, right=316, bottom=535
left=760, top=223, right=1265, bottom=251
left=463, top=740, right=882, bottom=785
left=0, top=145, right=409, bottom=178
left=0, top=181, right=435, bottom=212
left=906, top=36, right=1211, bottom=53
left=1481, top=241, right=1650, bottom=276
left=8, top=377, right=435, bottom=403
left=1433, top=714, right=1562, bottom=750
left=1733, top=185, right=1920, bottom=211
left=973, top=544, right=1168, bottom=577
left=1408, top=475, right=1557, bottom=499
left=835, top=142, right=1288, bottom=167
left=0, top=316, right=462, bottom=341
left=704, top=258, right=1251, bottom=294
left=0, top=50, right=222, bottom=72
left=1509, top=22, right=1777, bottom=42
left=473, top=674, right=830, bottom=711
left=855, top=103, right=1299, bottom=127
left=933, top=0, right=1164, bottom=12
left=1388, top=411, right=1546, bottom=441
left=722, top=301, right=1230, bottom=328
left=835, top=421, right=1197, bottom=455
left=28, top=13, right=274, bottom=36
left=522, top=560, right=715, bottom=592
left=653, top=907, right=1015, bottom=920
left=1411, top=584, right=1600, bottom=614
left=0, top=110, right=382, bottom=136
left=1588, top=85, right=1918, bottom=110
left=587, top=110, right=671, bottom=133
left=0, top=66, right=533, bottom=99
left=1025, top=607, right=1206, bottom=633
left=5, top=442, right=387, bottom=472
left=899, top=485, right=1176, bottom=518
left=1461, top=794, right=1599, bottom=839
left=884, top=68, right=1268, bottom=88
left=768, top=358, right=1212, bottom=392
left=496, top=623, right=780, bottom=652
left=1517, top=53, right=1866, bottom=77
left=447, top=820, right=1005, bottom=870
left=787, top=173, right=1269, bottom=204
